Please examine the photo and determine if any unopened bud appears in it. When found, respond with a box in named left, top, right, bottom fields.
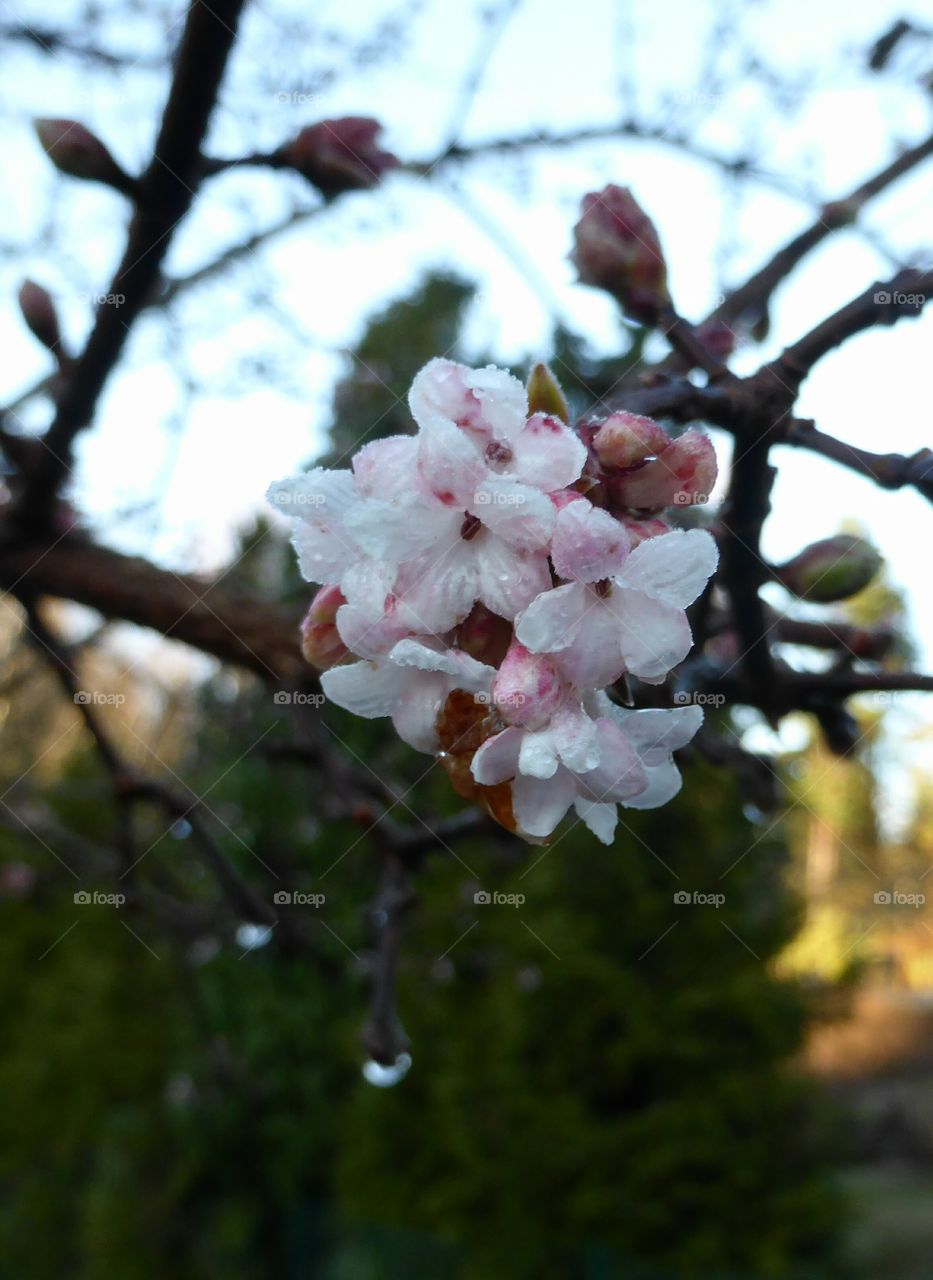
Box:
left=300, top=584, right=348, bottom=669
left=18, top=280, right=62, bottom=355
left=282, top=117, right=398, bottom=194
left=492, top=642, right=563, bottom=730
left=526, top=362, right=570, bottom=424
left=592, top=411, right=670, bottom=470
left=609, top=430, right=717, bottom=512
left=571, top=184, right=671, bottom=324
left=34, top=118, right=132, bottom=191
left=773, top=535, right=882, bottom=603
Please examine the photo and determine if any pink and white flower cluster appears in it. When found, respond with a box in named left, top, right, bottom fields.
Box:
left=268, top=359, right=719, bottom=845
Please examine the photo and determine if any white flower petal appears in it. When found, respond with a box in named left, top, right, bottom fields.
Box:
left=509, top=414, right=586, bottom=491
left=471, top=477, right=555, bottom=551
left=617, top=528, right=718, bottom=608
left=391, top=673, right=447, bottom=753
left=612, top=705, right=703, bottom=765
left=321, top=659, right=408, bottom=719
left=473, top=534, right=552, bottom=621
left=471, top=726, right=523, bottom=785
left=511, top=770, right=577, bottom=839
left=550, top=594, right=626, bottom=689
left=291, top=522, right=359, bottom=582
left=267, top=468, right=357, bottom=517
left=352, top=435, right=418, bottom=499
left=417, top=415, right=487, bottom=508
left=410, top=358, right=527, bottom=445
left=551, top=500, right=631, bottom=583
left=388, top=640, right=495, bottom=693
left=573, top=797, right=617, bottom=845
left=551, top=703, right=601, bottom=773
left=515, top=582, right=589, bottom=653
left=612, top=587, right=693, bottom=681
left=394, top=534, right=478, bottom=633
left=345, top=495, right=447, bottom=561
left=518, top=727, right=560, bottom=779
left=622, top=759, right=683, bottom=810
left=579, top=719, right=648, bottom=801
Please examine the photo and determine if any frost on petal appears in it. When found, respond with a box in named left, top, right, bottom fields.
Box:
left=508, top=413, right=586, bottom=492
left=417, top=416, right=487, bottom=508
left=573, top=797, right=617, bottom=844
left=471, top=476, right=555, bottom=551
left=473, top=534, right=552, bottom=621
left=336, top=597, right=409, bottom=659
left=618, top=528, right=718, bottom=607
left=388, top=639, right=495, bottom=695
left=511, top=770, right=577, bottom=839
left=268, top=469, right=363, bottom=582
left=622, top=759, right=683, bottom=810
left=345, top=494, right=448, bottom=562
left=611, top=587, right=693, bottom=681
left=267, top=468, right=357, bottom=517
left=471, top=726, right=523, bottom=785
left=551, top=500, right=630, bottom=582
left=393, top=532, right=478, bottom=634
left=320, top=659, right=407, bottom=719
left=612, top=704, right=703, bottom=764
left=352, top=435, right=418, bottom=499
left=409, top=357, right=527, bottom=446
left=515, top=581, right=589, bottom=654
left=291, top=521, right=360, bottom=582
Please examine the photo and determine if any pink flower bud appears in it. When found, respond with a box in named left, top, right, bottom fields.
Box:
left=492, top=642, right=563, bottom=730
left=18, top=279, right=61, bottom=354
left=282, top=117, right=398, bottom=194
left=592, top=411, right=670, bottom=469
left=300, top=584, right=348, bottom=669
left=526, top=362, right=570, bottom=424
left=571, top=185, right=670, bottom=324
left=774, top=535, right=882, bottom=603
left=34, top=118, right=131, bottom=190
left=610, top=430, right=717, bottom=512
